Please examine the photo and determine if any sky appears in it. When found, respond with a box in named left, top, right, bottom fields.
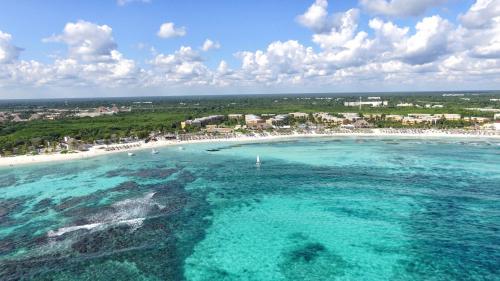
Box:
left=0, top=0, right=499, bottom=98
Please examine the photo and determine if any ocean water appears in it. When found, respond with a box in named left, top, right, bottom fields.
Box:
left=0, top=137, right=499, bottom=280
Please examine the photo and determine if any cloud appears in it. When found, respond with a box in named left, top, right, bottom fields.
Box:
left=458, top=0, right=500, bottom=59
left=0, top=30, right=23, bottom=64
left=157, top=22, right=186, bottom=38
left=459, top=0, right=500, bottom=29
left=201, top=39, right=221, bottom=51
left=297, top=1, right=456, bottom=66
left=368, top=18, right=409, bottom=54
left=2, top=0, right=500, bottom=96
left=0, top=53, right=140, bottom=90
left=117, top=0, right=151, bottom=6
left=399, top=15, right=454, bottom=64
left=311, top=8, right=362, bottom=49
left=152, top=46, right=202, bottom=66
left=228, top=1, right=476, bottom=88
left=360, top=0, right=446, bottom=17
left=44, top=20, right=117, bottom=62
left=7, top=20, right=142, bottom=88
left=150, top=46, right=211, bottom=84
left=296, top=0, right=330, bottom=33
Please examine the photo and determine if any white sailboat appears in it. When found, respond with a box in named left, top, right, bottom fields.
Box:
left=151, top=149, right=159, bottom=154
left=256, top=155, right=261, bottom=166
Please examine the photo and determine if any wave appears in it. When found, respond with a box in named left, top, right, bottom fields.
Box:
left=47, top=218, right=145, bottom=237
left=47, top=192, right=159, bottom=237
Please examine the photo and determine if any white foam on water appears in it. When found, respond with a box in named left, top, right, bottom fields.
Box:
left=47, top=218, right=146, bottom=237
left=47, top=222, right=103, bottom=237
left=47, top=193, right=156, bottom=237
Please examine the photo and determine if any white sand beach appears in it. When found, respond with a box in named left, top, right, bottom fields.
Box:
left=1, top=129, right=499, bottom=167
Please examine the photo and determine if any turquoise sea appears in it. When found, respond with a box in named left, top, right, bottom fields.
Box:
left=0, top=137, right=499, bottom=280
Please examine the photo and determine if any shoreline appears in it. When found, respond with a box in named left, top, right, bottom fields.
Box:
left=1, top=129, right=499, bottom=167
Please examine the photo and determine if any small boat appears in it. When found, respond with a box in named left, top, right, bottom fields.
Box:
left=151, top=149, right=159, bottom=154
left=179, top=147, right=185, bottom=150
left=128, top=152, right=135, bottom=156
left=256, top=155, right=261, bottom=166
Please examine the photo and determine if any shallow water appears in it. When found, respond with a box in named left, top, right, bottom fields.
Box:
left=0, top=137, right=499, bottom=280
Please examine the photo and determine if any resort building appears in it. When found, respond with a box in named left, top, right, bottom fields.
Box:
left=465, top=108, right=500, bottom=112
left=29, top=113, right=42, bottom=121
left=228, top=114, right=244, bottom=120
left=205, top=125, right=234, bottom=134
left=425, top=104, right=444, bottom=108
left=289, top=112, right=309, bottom=118
left=184, top=115, right=225, bottom=128
left=76, top=106, right=119, bottom=118
left=12, top=115, right=27, bottom=122
left=494, top=113, right=500, bottom=120
left=344, top=100, right=388, bottom=107
left=364, top=114, right=383, bottom=119
left=441, top=114, right=461, bottom=121
left=266, top=114, right=289, bottom=126
left=466, top=117, right=490, bottom=123
left=396, top=103, right=414, bottom=107
left=408, top=113, right=432, bottom=118
left=340, top=113, right=361, bottom=121
left=245, top=114, right=263, bottom=126
left=402, top=117, right=420, bottom=125
left=313, top=113, right=343, bottom=124
left=385, top=115, right=404, bottom=121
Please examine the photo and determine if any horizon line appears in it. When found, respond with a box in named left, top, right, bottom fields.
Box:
left=1, top=89, right=500, bottom=101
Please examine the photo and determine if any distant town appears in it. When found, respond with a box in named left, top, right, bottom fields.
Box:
left=0, top=93, right=499, bottom=156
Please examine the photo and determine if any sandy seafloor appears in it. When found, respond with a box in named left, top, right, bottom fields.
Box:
left=0, top=136, right=499, bottom=280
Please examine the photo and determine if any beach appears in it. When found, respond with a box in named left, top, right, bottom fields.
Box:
left=1, top=128, right=499, bottom=167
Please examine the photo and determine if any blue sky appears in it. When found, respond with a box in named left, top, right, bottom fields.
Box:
left=0, top=0, right=498, bottom=98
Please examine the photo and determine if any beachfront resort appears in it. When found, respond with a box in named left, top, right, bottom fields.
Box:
left=1, top=110, right=499, bottom=164
left=1, top=93, right=500, bottom=158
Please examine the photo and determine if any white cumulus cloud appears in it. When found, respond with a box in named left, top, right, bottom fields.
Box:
left=399, top=15, right=454, bottom=64
left=150, top=46, right=211, bottom=84
left=459, top=0, right=500, bottom=59
left=157, top=22, right=186, bottom=38
left=297, top=0, right=330, bottom=33
left=0, top=30, right=23, bottom=64
left=201, top=39, right=221, bottom=51
left=311, top=8, right=362, bottom=49
left=44, top=20, right=117, bottom=62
